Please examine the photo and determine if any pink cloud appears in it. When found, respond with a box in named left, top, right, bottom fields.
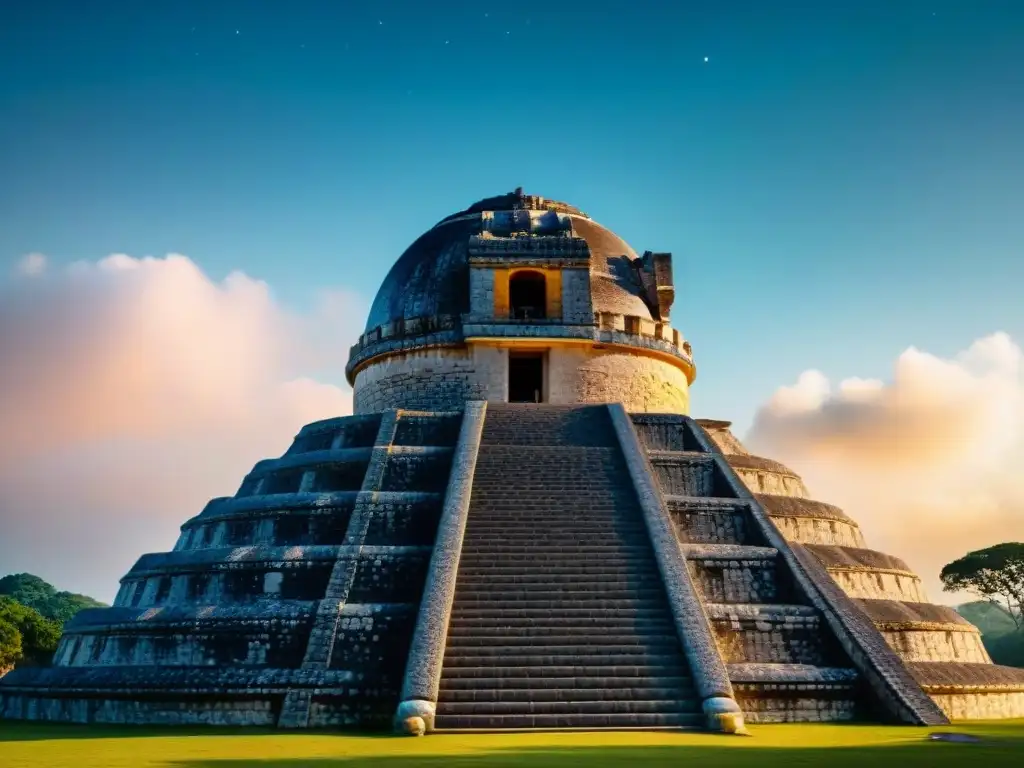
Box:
left=0, top=254, right=363, bottom=601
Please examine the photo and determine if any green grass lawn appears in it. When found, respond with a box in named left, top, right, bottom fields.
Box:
left=2, top=721, right=1023, bottom=768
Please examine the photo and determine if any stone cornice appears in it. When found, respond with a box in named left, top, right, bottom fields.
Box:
left=346, top=312, right=697, bottom=385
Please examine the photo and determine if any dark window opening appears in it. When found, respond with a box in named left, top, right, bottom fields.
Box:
left=510, top=271, right=546, bottom=320
left=509, top=354, right=544, bottom=403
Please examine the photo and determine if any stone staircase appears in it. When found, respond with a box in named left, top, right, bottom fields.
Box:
left=434, top=404, right=703, bottom=730
left=634, top=415, right=863, bottom=723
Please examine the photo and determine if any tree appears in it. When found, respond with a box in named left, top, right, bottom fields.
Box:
left=0, top=617, right=21, bottom=671
left=0, top=573, right=105, bottom=624
left=942, top=543, right=1024, bottom=631
left=0, top=596, right=61, bottom=666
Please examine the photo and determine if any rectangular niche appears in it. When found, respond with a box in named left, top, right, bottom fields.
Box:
left=380, top=453, right=453, bottom=493
left=393, top=414, right=462, bottom=447
left=310, top=462, right=368, bottom=492
left=262, top=469, right=305, bottom=495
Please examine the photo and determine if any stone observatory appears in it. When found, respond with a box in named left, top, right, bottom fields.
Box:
left=2, top=189, right=1023, bottom=732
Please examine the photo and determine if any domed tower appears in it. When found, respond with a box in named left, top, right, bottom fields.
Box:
left=2, top=191, right=1022, bottom=733
left=347, top=189, right=694, bottom=414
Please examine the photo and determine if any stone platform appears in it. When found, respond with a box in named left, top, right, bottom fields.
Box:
left=2, top=406, right=1022, bottom=729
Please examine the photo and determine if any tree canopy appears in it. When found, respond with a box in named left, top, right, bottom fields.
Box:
left=0, top=617, right=22, bottom=671
left=0, top=573, right=106, bottom=624
left=942, top=542, right=1024, bottom=631
left=0, top=596, right=61, bottom=667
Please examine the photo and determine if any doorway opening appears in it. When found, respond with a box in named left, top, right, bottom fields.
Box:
left=509, top=271, right=547, bottom=320
left=509, top=353, right=545, bottom=403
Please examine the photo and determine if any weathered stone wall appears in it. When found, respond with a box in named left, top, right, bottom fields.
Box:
left=560, top=269, right=593, bottom=324
left=353, top=348, right=502, bottom=414
left=548, top=346, right=689, bottom=413
left=730, top=466, right=808, bottom=498
left=0, top=695, right=279, bottom=726
left=735, top=690, right=858, bottom=723
left=687, top=551, right=781, bottom=604
left=770, top=517, right=866, bottom=548
left=353, top=344, right=690, bottom=414
left=880, top=629, right=989, bottom=664
left=927, top=691, right=1024, bottom=720
left=828, top=570, right=929, bottom=603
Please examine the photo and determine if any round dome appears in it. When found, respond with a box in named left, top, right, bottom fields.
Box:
left=364, top=190, right=655, bottom=332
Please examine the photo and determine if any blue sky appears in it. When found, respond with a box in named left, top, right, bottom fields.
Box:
left=2, top=0, right=1022, bottom=432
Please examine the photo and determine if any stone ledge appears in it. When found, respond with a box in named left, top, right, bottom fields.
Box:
left=725, top=455, right=801, bottom=478
left=727, top=664, right=860, bottom=684
left=296, top=413, right=382, bottom=438
left=126, top=544, right=431, bottom=577
left=909, top=662, right=1024, bottom=693
left=64, top=601, right=319, bottom=632
left=855, top=599, right=975, bottom=629
left=0, top=666, right=359, bottom=693
left=682, top=544, right=778, bottom=561
left=705, top=603, right=820, bottom=621
left=804, top=544, right=914, bottom=575
left=248, top=447, right=373, bottom=476
left=194, top=491, right=439, bottom=523
left=649, top=451, right=715, bottom=464
left=755, top=495, right=857, bottom=525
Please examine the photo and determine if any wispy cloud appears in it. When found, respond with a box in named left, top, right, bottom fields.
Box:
left=747, top=333, right=1024, bottom=602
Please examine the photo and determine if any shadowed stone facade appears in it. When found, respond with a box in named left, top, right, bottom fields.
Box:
left=2, top=190, right=1021, bottom=729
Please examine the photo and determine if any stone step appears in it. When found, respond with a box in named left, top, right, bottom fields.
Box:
left=445, top=635, right=680, bottom=649
left=443, top=653, right=687, bottom=670
left=454, top=565, right=661, bottom=577
left=726, top=663, right=860, bottom=685
left=456, top=562, right=656, bottom=573
left=433, top=712, right=703, bottom=730
left=437, top=699, right=698, bottom=716
left=441, top=664, right=689, bottom=680
left=438, top=685, right=692, bottom=703
left=464, top=522, right=648, bottom=532
left=437, top=404, right=697, bottom=731
left=446, top=617, right=677, bottom=633
left=460, top=533, right=650, bottom=544
left=444, top=644, right=681, bottom=659
left=450, top=607, right=673, bottom=621
left=452, top=588, right=670, bottom=602
left=453, top=574, right=665, bottom=588
left=469, top=490, right=637, bottom=498
left=451, top=598, right=670, bottom=612
left=458, top=546, right=654, bottom=557
left=439, top=674, right=693, bottom=691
